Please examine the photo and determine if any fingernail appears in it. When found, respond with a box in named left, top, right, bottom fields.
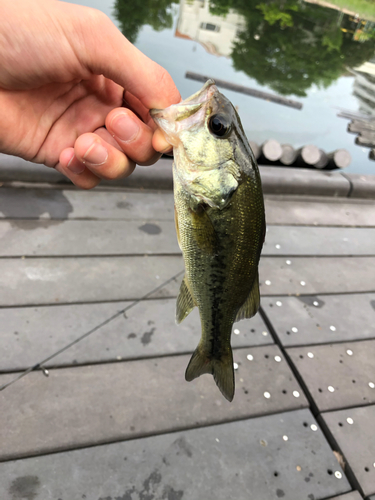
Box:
left=83, top=142, right=108, bottom=166
left=160, top=146, right=173, bottom=155
left=67, top=155, right=85, bottom=174
left=111, top=114, right=140, bottom=142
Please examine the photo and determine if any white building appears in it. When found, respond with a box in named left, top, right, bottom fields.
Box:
left=175, top=0, right=246, bottom=57
left=353, top=60, right=375, bottom=116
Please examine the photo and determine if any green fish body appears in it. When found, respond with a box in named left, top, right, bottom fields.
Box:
left=151, top=80, right=265, bottom=401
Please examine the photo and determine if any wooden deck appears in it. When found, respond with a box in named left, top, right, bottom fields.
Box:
left=0, top=179, right=374, bottom=500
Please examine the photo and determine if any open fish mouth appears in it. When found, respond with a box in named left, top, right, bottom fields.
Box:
left=150, top=80, right=217, bottom=142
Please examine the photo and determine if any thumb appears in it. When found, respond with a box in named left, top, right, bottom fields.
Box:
left=70, top=7, right=181, bottom=110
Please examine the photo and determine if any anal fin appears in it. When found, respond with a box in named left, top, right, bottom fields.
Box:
left=235, top=271, right=260, bottom=322
left=176, top=277, right=196, bottom=324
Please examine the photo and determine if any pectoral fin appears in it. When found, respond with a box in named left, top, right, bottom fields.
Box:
left=176, top=277, right=196, bottom=324
left=235, top=271, right=260, bottom=322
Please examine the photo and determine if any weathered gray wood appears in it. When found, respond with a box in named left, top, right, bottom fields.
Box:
left=261, top=139, right=283, bottom=162
left=280, top=143, right=297, bottom=165
left=0, top=300, right=271, bottom=371
left=263, top=293, right=375, bottom=346
left=287, top=340, right=375, bottom=411
left=1, top=256, right=374, bottom=307
left=264, top=226, right=375, bottom=256
left=356, top=135, right=375, bottom=148
left=0, top=155, right=174, bottom=189
left=0, top=256, right=183, bottom=306
left=264, top=196, right=375, bottom=226
left=261, top=169, right=351, bottom=197
left=0, top=256, right=374, bottom=307
left=348, top=119, right=375, bottom=134
left=249, top=140, right=260, bottom=159
left=322, top=406, right=375, bottom=497
left=185, top=71, right=303, bottom=109
left=298, top=145, right=321, bottom=165
left=0, top=409, right=350, bottom=500
left=0, top=187, right=175, bottom=221
left=315, top=149, right=329, bottom=169
left=3, top=222, right=374, bottom=257
left=258, top=257, right=375, bottom=296
left=2, top=187, right=375, bottom=225
left=327, top=150, right=352, bottom=170
left=0, top=219, right=180, bottom=256
left=344, top=173, right=375, bottom=199
left=329, top=493, right=364, bottom=500
left=0, top=346, right=307, bottom=461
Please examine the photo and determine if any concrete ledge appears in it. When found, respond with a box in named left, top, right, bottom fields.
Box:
left=342, top=173, right=375, bottom=199
left=259, top=165, right=351, bottom=197
left=1, top=153, right=375, bottom=199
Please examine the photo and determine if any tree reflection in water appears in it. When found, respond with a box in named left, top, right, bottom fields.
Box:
left=113, top=0, right=375, bottom=97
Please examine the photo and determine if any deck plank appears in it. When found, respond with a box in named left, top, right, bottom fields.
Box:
left=0, top=409, right=350, bottom=500
left=1, top=221, right=374, bottom=257
left=0, top=255, right=183, bottom=306
left=0, top=219, right=180, bottom=256
left=258, top=256, right=375, bottom=296
left=264, top=226, right=375, bottom=256
left=328, top=494, right=363, bottom=500
left=1, top=187, right=375, bottom=226
left=263, top=294, right=375, bottom=346
left=265, top=196, right=375, bottom=227
left=0, top=256, right=374, bottom=307
left=0, top=187, right=175, bottom=221
left=0, top=300, right=271, bottom=371
left=287, top=340, right=375, bottom=412
left=0, top=346, right=307, bottom=461
left=322, top=406, right=375, bottom=497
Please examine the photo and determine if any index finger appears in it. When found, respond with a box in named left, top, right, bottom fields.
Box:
left=78, top=11, right=181, bottom=109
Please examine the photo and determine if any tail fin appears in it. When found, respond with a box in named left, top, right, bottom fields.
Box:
left=185, top=344, right=235, bottom=402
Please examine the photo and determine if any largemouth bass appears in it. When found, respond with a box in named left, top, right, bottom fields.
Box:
left=151, top=80, right=265, bottom=402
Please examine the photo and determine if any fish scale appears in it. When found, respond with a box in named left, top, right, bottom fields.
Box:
left=151, top=80, right=265, bottom=401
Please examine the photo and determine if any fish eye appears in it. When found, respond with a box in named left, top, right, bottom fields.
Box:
left=208, top=114, right=231, bottom=138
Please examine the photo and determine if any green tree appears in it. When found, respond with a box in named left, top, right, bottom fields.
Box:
left=113, top=0, right=177, bottom=44
left=256, top=2, right=297, bottom=29
left=209, top=0, right=375, bottom=96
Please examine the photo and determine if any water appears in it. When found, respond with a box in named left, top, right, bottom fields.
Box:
left=69, top=0, right=375, bottom=174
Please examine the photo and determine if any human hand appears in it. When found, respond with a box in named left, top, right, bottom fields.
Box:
left=0, top=0, right=179, bottom=189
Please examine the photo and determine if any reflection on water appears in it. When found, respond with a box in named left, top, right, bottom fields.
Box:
left=114, top=0, right=375, bottom=99
left=113, top=0, right=178, bottom=44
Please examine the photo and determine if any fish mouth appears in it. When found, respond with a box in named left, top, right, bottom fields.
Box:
left=150, top=79, right=217, bottom=130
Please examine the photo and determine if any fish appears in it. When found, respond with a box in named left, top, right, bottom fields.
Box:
left=150, top=80, right=265, bottom=402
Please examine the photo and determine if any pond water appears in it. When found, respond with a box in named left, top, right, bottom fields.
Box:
left=71, top=0, right=375, bottom=174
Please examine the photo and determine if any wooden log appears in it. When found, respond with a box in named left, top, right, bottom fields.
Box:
left=249, top=140, right=260, bottom=160
left=370, top=149, right=375, bottom=161
left=185, top=72, right=303, bottom=110
left=355, top=135, right=374, bottom=148
left=260, top=139, right=283, bottom=162
left=348, top=120, right=375, bottom=134
left=314, top=149, right=329, bottom=169
left=337, top=110, right=375, bottom=122
left=280, top=144, right=297, bottom=165
left=327, top=149, right=352, bottom=169
left=297, top=145, right=321, bottom=166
